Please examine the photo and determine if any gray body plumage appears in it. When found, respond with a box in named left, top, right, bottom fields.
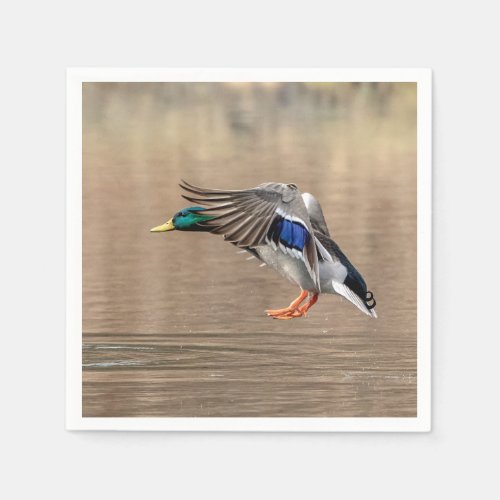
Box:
left=254, top=245, right=318, bottom=292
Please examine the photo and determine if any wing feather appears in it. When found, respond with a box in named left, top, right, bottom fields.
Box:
left=180, top=180, right=320, bottom=288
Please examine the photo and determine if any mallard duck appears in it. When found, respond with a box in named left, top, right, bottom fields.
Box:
left=151, top=180, right=377, bottom=320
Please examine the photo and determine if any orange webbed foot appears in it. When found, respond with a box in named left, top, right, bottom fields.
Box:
left=265, top=291, right=318, bottom=320
left=265, top=289, right=308, bottom=318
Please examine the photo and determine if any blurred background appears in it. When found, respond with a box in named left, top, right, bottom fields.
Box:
left=83, top=82, right=416, bottom=417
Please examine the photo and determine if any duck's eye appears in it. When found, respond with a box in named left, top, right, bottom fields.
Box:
left=287, top=183, right=297, bottom=189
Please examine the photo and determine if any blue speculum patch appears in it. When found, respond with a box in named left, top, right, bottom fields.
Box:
left=268, top=217, right=310, bottom=251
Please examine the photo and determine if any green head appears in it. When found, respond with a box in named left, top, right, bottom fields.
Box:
left=150, top=206, right=214, bottom=233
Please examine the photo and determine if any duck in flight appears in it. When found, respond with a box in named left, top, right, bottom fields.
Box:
left=151, top=180, right=377, bottom=320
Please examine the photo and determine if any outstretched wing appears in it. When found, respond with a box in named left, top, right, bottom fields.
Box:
left=302, top=192, right=331, bottom=237
left=180, top=180, right=320, bottom=288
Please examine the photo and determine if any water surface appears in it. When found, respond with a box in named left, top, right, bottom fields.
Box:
left=83, top=82, right=417, bottom=417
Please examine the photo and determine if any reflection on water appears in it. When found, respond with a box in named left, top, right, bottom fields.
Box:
left=83, top=82, right=417, bottom=417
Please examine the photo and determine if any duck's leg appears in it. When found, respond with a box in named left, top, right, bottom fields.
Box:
left=273, top=293, right=319, bottom=320
left=266, top=289, right=308, bottom=317
left=298, top=293, right=319, bottom=315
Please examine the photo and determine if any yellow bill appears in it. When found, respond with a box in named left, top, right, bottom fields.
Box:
left=150, top=219, right=175, bottom=232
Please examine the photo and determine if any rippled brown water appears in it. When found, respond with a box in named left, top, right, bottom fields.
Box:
left=83, top=82, right=417, bottom=417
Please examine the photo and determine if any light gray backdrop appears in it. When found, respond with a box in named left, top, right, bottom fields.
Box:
left=1, top=0, right=498, bottom=499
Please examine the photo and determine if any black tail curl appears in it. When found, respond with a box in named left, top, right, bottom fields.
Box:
left=365, top=291, right=377, bottom=310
